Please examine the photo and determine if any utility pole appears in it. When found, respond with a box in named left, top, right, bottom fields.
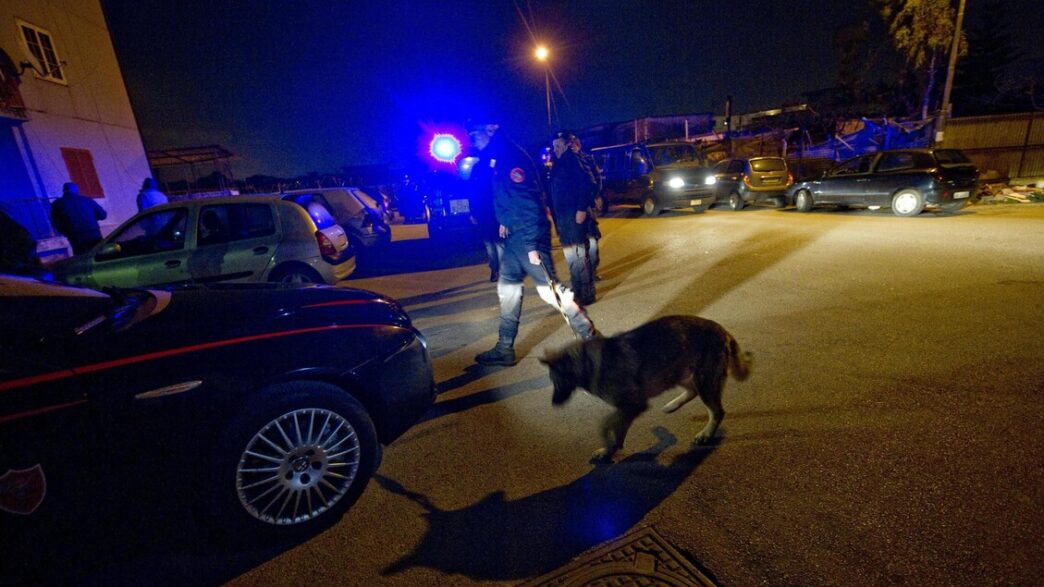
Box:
left=935, top=0, right=967, bottom=146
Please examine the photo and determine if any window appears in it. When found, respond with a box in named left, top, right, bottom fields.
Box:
left=197, top=204, right=275, bottom=246
left=109, top=209, right=188, bottom=258
left=61, top=148, right=104, bottom=197
left=727, top=160, right=745, bottom=173
left=17, top=20, right=65, bottom=84
left=750, top=158, right=786, bottom=172
left=831, top=156, right=872, bottom=176
left=876, top=153, right=915, bottom=173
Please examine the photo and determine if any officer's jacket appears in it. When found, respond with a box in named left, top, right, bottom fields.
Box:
left=549, top=149, right=593, bottom=245
left=471, top=133, right=551, bottom=253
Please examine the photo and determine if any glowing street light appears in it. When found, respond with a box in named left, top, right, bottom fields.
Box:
left=534, top=45, right=551, bottom=137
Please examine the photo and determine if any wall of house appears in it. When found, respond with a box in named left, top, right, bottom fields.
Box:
left=0, top=0, right=150, bottom=257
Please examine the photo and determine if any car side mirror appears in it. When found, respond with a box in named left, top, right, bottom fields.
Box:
left=95, top=242, right=122, bottom=261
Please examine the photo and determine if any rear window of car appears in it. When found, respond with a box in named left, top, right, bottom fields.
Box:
left=285, top=194, right=337, bottom=229
left=934, top=150, right=971, bottom=164
left=750, top=158, right=786, bottom=172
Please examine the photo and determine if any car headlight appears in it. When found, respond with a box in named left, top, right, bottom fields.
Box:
left=704, top=176, right=717, bottom=185
left=668, top=177, right=685, bottom=189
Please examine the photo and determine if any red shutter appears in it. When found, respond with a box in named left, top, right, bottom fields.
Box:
left=61, top=148, right=104, bottom=198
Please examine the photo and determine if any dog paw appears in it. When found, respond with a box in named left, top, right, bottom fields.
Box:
left=589, top=448, right=614, bottom=463
left=693, top=433, right=714, bottom=446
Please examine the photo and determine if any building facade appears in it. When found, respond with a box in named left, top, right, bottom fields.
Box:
left=1, top=0, right=150, bottom=259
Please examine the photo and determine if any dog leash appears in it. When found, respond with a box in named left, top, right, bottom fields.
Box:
left=538, top=258, right=581, bottom=340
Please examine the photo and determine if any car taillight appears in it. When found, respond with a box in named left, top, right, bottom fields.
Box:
left=315, top=231, right=337, bottom=257
left=743, top=175, right=753, bottom=187
left=787, top=172, right=794, bottom=186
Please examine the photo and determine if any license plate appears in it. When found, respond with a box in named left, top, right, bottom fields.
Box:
left=449, top=199, right=470, bottom=214
left=763, top=178, right=780, bottom=184
left=954, top=191, right=969, bottom=199
left=689, top=199, right=702, bottom=206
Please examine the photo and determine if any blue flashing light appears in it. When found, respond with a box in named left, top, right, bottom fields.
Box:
left=430, top=134, right=461, bottom=163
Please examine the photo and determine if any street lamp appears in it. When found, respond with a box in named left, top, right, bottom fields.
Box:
left=535, top=45, right=551, bottom=137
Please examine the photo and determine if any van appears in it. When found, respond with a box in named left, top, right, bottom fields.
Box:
left=590, top=142, right=717, bottom=215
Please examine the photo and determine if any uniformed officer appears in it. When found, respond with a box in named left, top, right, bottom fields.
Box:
left=466, top=117, right=598, bottom=366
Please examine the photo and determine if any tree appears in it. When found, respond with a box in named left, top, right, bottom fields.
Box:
left=880, top=0, right=967, bottom=119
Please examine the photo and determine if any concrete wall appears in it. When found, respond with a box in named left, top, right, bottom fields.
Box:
left=0, top=0, right=150, bottom=255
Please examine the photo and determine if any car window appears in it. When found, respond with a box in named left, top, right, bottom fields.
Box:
left=875, top=152, right=916, bottom=173
left=108, top=209, right=188, bottom=258
left=350, top=188, right=379, bottom=210
left=197, top=203, right=275, bottom=246
left=750, top=158, right=786, bottom=172
left=713, top=160, right=729, bottom=173
left=934, top=149, right=971, bottom=164
left=727, top=160, right=745, bottom=173
left=830, top=156, right=871, bottom=176
left=286, top=194, right=337, bottom=229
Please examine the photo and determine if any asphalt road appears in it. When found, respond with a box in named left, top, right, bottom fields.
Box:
left=89, top=202, right=1044, bottom=586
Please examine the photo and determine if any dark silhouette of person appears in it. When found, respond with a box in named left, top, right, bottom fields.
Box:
left=50, top=182, right=107, bottom=255
left=0, top=209, right=42, bottom=275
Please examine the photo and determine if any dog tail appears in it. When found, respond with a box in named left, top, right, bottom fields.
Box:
left=727, top=334, right=753, bottom=382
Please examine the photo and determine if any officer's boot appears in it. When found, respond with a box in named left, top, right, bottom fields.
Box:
left=475, top=340, right=516, bottom=366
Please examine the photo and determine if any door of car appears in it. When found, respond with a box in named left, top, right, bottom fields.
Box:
left=867, top=151, right=919, bottom=205
left=87, top=208, right=191, bottom=288
left=714, top=159, right=744, bottom=199
left=817, top=155, right=873, bottom=203
left=187, top=203, right=278, bottom=283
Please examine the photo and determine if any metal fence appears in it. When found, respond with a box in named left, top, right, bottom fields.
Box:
left=940, top=112, right=1044, bottom=180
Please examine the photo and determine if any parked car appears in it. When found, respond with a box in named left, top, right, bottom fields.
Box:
left=712, top=156, right=794, bottom=210
left=590, top=141, right=716, bottom=215
left=0, top=275, right=434, bottom=578
left=52, top=196, right=355, bottom=289
left=279, top=188, right=392, bottom=252
left=786, top=148, right=980, bottom=216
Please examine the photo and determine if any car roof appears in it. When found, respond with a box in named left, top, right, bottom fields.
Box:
left=137, top=195, right=289, bottom=213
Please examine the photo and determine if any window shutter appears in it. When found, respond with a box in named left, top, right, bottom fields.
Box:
left=61, top=148, right=105, bottom=198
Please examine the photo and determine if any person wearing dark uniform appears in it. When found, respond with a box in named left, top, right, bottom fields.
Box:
left=571, top=135, right=603, bottom=280
left=466, top=117, right=598, bottom=366
left=464, top=156, right=501, bottom=282
left=549, top=130, right=596, bottom=304
left=50, top=182, right=107, bottom=255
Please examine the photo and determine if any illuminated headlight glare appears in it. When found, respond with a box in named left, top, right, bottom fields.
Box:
left=704, top=176, right=717, bottom=185
left=668, top=177, right=685, bottom=189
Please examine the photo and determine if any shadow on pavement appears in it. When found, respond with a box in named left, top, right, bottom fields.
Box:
left=376, top=426, right=716, bottom=582
left=349, top=233, right=487, bottom=278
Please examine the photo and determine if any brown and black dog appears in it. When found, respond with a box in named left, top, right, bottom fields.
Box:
left=540, top=315, right=752, bottom=462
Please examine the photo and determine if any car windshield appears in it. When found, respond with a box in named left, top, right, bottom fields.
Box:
left=751, top=158, right=786, bottom=172
left=648, top=145, right=697, bottom=165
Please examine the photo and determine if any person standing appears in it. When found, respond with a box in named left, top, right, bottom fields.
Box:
left=136, top=177, right=168, bottom=212
left=549, top=130, right=596, bottom=305
left=466, top=117, right=598, bottom=366
left=464, top=156, right=501, bottom=282
left=571, top=134, right=603, bottom=281
left=50, top=182, right=107, bottom=255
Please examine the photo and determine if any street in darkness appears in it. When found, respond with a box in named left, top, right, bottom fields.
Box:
left=86, top=203, right=1043, bottom=586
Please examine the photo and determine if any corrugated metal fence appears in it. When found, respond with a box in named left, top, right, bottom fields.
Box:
left=941, top=112, right=1044, bottom=180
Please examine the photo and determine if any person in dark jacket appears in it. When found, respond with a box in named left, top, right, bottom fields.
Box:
left=549, top=130, right=596, bottom=304
left=463, top=155, right=501, bottom=282
left=571, top=135, right=603, bottom=280
left=136, top=177, right=168, bottom=212
left=50, top=182, right=107, bottom=255
left=0, top=209, right=41, bottom=275
left=466, top=118, right=598, bottom=366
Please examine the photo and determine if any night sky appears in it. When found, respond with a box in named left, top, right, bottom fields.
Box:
left=101, top=0, right=1044, bottom=179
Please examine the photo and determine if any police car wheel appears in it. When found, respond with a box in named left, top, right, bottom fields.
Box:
left=206, top=382, right=379, bottom=541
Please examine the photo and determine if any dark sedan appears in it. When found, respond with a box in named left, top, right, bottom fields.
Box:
left=787, top=148, right=980, bottom=216
left=1, top=276, right=434, bottom=577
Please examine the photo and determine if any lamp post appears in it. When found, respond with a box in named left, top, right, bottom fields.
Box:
left=535, top=45, right=551, bottom=137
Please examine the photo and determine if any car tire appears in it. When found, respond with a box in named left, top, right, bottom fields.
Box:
left=773, top=196, right=787, bottom=209
left=269, top=263, right=324, bottom=285
left=891, top=189, right=925, bottom=217
left=937, top=200, right=965, bottom=214
left=206, top=381, right=379, bottom=541
left=795, top=189, right=814, bottom=212
left=728, top=191, right=745, bottom=211
left=641, top=193, right=661, bottom=216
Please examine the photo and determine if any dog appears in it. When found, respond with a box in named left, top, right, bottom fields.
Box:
left=539, top=315, right=752, bottom=462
